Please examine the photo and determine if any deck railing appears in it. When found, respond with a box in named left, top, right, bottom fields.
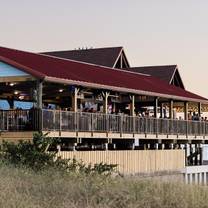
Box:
left=1, top=109, right=208, bottom=137
left=42, top=110, right=208, bottom=137
left=0, top=109, right=41, bottom=131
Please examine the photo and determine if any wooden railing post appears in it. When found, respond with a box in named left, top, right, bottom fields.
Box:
left=155, top=118, right=158, bottom=137
left=59, top=110, right=62, bottom=132
left=186, top=120, right=189, bottom=138
left=145, top=117, right=148, bottom=135
left=1, top=110, right=5, bottom=131
left=75, top=112, right=79, bottom=132
left=106, top=114, right=109, bottom=133
left=90, top=113, right=93, bottom=132
left=132, top=116, right=135, bottom=134
left=38, top=108, right=43, bottom=131
left=120, top=114, right=123, bottom=136
left=154, top=97, right=159, bottom=136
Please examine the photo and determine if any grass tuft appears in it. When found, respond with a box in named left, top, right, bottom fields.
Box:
left=0, top=165, right=208, bottom=208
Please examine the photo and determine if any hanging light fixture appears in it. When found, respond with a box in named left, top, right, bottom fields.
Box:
left=9, top=83, right=16, bottom=87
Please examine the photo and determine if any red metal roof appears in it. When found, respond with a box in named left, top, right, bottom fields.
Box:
left=0, top=46, right=207, bottom=103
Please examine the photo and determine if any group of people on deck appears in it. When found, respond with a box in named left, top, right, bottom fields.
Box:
left=39, top=101, right=208, bottom=122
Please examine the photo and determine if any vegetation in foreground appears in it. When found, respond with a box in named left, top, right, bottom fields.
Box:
left=0, top=133, right=208, bottom=208
left=1, top=165, right=208, bottom=208
left=0, top=132, right=117, bottom=175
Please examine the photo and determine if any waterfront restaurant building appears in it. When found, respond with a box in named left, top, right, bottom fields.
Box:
left=0, top=46, right=208, bottom=175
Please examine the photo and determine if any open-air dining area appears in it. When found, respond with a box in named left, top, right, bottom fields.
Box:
left=0, top=45, right=208, bottom=167
left=0, top=45, right=208, bottom=140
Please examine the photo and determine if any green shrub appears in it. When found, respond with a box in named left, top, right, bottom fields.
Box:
left=0, top=132, right=56, bottom=170
left=0, top=132, right=117, bottom=175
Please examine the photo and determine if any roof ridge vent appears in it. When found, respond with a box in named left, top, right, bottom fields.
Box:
left=75, top=47, right=93, bottom=51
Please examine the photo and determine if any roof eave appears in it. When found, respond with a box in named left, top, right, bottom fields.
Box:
left=44, top=76, right=208, bottom=104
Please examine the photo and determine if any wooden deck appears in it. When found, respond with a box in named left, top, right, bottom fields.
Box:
left=1, top=130, right=207, bottom=142
left=44, top=131, right=208, bottom=140
left=0, top=131, right=33, bottom=142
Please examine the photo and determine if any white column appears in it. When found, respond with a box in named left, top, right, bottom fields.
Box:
left=194, top=173, right=198, bottom=185
left=72, top=87, right=80, bottom=112
left=130, top=95, right=135, bottom=117
left=199, top=173, right=202, bottom=184
left=203, top=172, right=207, bottom=185
left=189, top=173, right=193, bottom=184
left=102, top=92, right=110, bottom=114
left=185, top=173, right=188, bottom=184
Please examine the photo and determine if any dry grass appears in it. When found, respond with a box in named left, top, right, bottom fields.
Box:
left=0, top=166, right=208, bottom=208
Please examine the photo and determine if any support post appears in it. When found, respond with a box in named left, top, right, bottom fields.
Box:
left=184, top=101, right=188, bottom=120
left=102, top=91, right=110, bottom=114
left=190, top=173, right=193, bottom=184
left=185, top=173, right=188, bottom=184
left=184, top=102, right=189, bottom=137
left=190, top=144, right=193, bottom=165
left=7, top=97, right=14, bottom=109
left=200, top=143, right=203, bottom=165
left=185, top=143, right=188, bottom=166
left=198, top=102, right=202, bottom=119
left=72, top=87, right=80, bottom=133
left=154, top=97, right=159, bottom=118
left=199, top=173, right=202, bottom=184
left=72, top=87, right=80, bottom=112
left=195, top=143, right=198, bottom=165
left=203, top=172, right=207, bottom=185
left=36, top=79, right=43, bottom=109
left=130, top=95, right=135, bottom=117
left=36, top=79, right=43, bottom=131
left=160, top=102, right=163, bottom=118
left=169, top=100, right=173, bottom=119
left=130, top=95, right=135, bottom=133
left=194, top=173, right=198, bottom=185
left=154, top=97, right=159, bottom=136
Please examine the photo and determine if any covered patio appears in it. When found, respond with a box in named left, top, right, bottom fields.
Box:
left=0, top=46, right=208, bottom=160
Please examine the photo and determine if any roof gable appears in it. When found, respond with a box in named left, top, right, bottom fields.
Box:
left=113, top=49, right=130, bottom=69
left=41, top=47, right=130, bottom=69
left=126, top=65, right=185, bottom=89
left=170, top=67, right=185, bottom=89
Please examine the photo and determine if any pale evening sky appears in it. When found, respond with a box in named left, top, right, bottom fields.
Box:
left=0, top=0, right=208, bottom=98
